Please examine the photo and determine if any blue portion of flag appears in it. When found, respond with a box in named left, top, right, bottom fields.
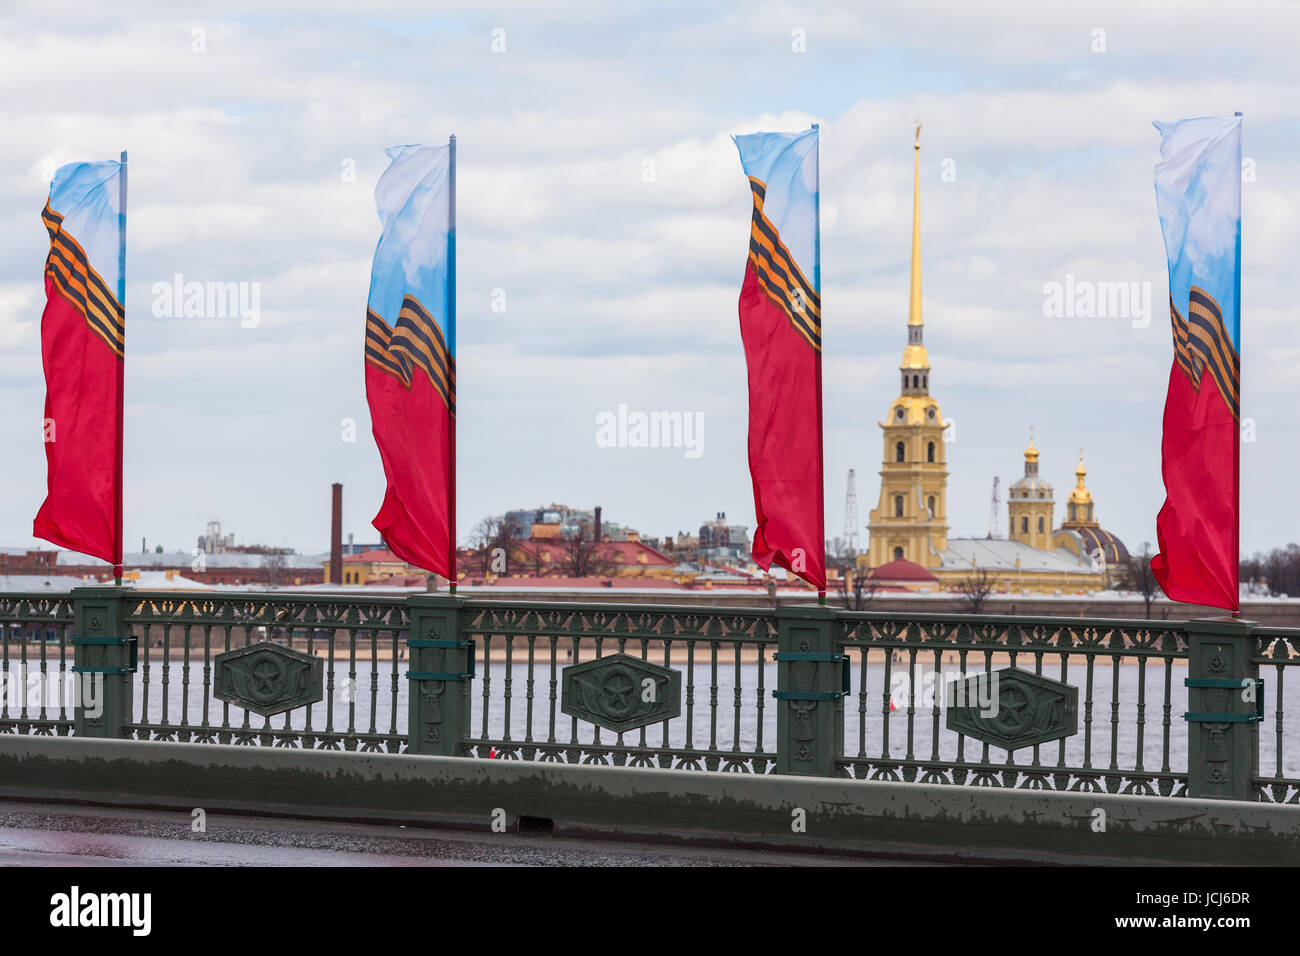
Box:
left=1153, top=115, right=1242, bottom=353
left=367, top=144, right=453, bottom=355
left=733, top=128, right=819, bottom=293
left=48, top=160, right=123, bottom=297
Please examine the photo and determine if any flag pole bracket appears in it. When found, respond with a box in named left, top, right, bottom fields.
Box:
left=70, top=635, right=138, bottom=674
left=405, top=637, right=476, bottom=682
left=1183, top=677, right=1263, bottom=723
left=771, top=651, right=850, bottom=700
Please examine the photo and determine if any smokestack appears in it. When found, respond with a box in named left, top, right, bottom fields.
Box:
left=330, top=483, right=343, bottom=585
left=593, top=505, right=602, bottom=543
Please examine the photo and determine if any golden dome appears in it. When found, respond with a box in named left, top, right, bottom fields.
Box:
left=1069, top=455, right=1093, bottom=505
left=1024, top=434, right=1039, bottom=464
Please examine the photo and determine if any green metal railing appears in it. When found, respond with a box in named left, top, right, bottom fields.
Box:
left=1, top=587, right=1293, bottom=802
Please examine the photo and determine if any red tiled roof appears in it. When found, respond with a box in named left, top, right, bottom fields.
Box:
left=344, top=549, right=403, bottom=563
left=472, top=575, right=681, bottom=589
left=512, top=539, right=673, bottom=567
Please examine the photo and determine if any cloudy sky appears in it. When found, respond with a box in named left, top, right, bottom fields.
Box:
left=2, top=0, right=1296, bottom=560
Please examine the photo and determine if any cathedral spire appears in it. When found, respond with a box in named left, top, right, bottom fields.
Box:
left=908, top=118, right=923, bottom=329
left=900, top=120, right=930, bottom=391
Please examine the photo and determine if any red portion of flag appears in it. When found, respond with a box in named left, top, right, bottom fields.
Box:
left=33, top=277, right=122, bottom=564
left=738, top=263, right=826, bottom=590
left=1151, top=363, right=1239, bottom=611
left=366, top=363, right=453, bottom=579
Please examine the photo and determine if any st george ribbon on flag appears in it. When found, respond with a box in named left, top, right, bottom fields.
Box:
left=34, top=159, right=126, bottom=569
left=1150, top=115, right=1242, bottom=611
left=364, top=143, right=457, bottom=579
left=733, top=127, right=826, bottom=591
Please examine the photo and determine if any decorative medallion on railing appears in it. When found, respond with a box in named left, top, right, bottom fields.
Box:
left=213, top=641, right=324, bottom=717
left=945, top=667, right=1078, bottom=750
left=561, top=653, right=681, bottom=733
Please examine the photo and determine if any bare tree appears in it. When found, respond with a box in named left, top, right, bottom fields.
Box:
left=468, top=515, right=517, bottom=576
left=958, top=567, right=993, bottom=614
left=837, top=567, right=882, bottom=611
left=260, top=552, right=287, bottom=588
left=562, top=530, right=618, bottom=578
left=1125, top=541, right=1160, bottom=619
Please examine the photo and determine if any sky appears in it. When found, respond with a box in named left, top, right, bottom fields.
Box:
left=1, top=0, right=1297, bottom=559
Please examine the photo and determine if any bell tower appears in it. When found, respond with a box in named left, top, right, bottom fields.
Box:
left=867, top=122, right=949, bottom=568
left=1007, top=430, right=1055, bottom=550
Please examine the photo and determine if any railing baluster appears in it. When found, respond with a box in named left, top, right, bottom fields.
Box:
left=1135, top=654, right=1148, bottom=776
left=480, top=634, right=491, bottom=741
left=526, top=634, right=537, bottom=746
left=708, top=640, right=719, bottom=756
left=180, top=623, right=191, bottom=738
left=503, top=631, right=514, bottom=744
left=201, top=624, right=212, bottom=735
left=368, top=629, right=379, bottom=737
left=547, top=635, right=558, bottom=745
left=732, top=641, right=742, bottom=753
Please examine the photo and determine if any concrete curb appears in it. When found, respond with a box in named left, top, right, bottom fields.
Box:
left=1, top=735, right=1296, bottom=864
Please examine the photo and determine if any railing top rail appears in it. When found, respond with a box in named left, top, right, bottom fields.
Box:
left=1255, top=626, right=1300, bottom=639
left=0, top=593, right=75, bottom=619
left=123, top=590, right=408, bottom=607
left=836, top=608, right=1195, bottom=632
left=457, top=597, right=779, bottom=618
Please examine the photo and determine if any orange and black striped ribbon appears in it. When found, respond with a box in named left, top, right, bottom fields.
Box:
left=746, top=177, right=821, bottom=352
left=365, top=294, right=456, bottom=415
left=1170, top=287, right=1239, bottom=421
left=41, top=201, right=124, bottom=357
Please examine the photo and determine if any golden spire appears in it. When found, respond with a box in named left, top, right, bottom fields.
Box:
left=1069, top=449, right=1093, bottom=504
left=1024, top=427, right=1038, bottom=463
left=899, top=119, right=930, bottom=373
left=908, top=117, right=923, bottom=328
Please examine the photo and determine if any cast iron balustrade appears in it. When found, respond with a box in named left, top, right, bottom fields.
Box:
left=0, top=587, right=1294, bottom=802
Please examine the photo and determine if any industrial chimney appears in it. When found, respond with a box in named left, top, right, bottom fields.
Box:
left=593, top=505, right=602, bottom=543
left=330, top=483, right=343, bottom=585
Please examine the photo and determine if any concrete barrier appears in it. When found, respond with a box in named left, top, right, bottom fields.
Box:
left=0, top=735, right=1296, bottom=864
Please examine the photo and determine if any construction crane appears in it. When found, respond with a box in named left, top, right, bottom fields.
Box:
left=843, top=468, right=859, bottom=555
left=987, top=476, right=1001, bottom=539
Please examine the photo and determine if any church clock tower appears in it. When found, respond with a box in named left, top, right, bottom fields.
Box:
left=867, top=124, right=949, bottom=569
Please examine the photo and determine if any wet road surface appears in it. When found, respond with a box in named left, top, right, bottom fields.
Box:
left=0, top=800, right=924, bottom=866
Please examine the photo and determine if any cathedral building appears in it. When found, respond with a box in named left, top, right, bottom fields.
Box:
left=863, top=128, right=1129, bottom=595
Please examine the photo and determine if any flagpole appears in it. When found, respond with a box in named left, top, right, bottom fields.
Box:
left=447, top=133, right=457, bottom=595
left=811, top=124, right=826, bottom=607
left=1232, top=111, right=1242, bottom=617
left=114, top=149, right=127, bottom=587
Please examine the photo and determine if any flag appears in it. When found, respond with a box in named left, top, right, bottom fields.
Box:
left=364, top=143, right=456, bottom=579
left=34, top=159, right=125, bottom=568
left=733, top=127, right=826, bottom=591
left=1150, top=115, right=1242, bottom=611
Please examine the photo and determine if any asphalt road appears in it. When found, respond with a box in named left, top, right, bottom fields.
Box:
left=0, top=800, right=919, bottom=866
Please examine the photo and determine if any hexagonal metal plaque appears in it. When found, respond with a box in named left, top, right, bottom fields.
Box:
left=214, top=641, right=324, bottom=718
left=946, top=667, right=1078, bottom=750
left=562, top=653, right=681, bottom=733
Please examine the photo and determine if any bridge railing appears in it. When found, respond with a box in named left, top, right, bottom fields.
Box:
left=0, top=586, right=1290, bottom=801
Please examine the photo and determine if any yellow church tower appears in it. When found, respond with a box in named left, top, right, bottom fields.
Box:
left=1064, top=454, right=1095, bottom=526
left=1007, top=431, right=1055, bottom=550
left=867, top=123, right=949, bottom=568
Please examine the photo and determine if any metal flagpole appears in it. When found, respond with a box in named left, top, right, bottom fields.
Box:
left=115, top=149, right=127, bottom=586
left=447, top=134, right=457, bottom=594
left=812, top=124, right=826, bottom=607
left=1232, top=111, right=1242, bottom=617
